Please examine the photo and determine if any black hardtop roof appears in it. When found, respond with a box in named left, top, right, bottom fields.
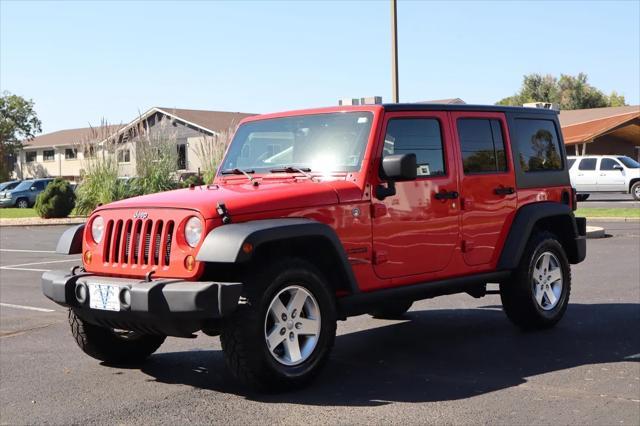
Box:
left=382, top=103, right=559, bottom=115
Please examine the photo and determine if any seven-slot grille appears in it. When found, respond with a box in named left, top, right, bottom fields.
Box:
left=103, top=219, right=174, bottom=266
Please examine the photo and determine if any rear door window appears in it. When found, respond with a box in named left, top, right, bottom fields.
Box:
left=457, top=118, right=507, bottom=174
left=514, top=119, right=563, bottom=172
left=578, top=158, right=597, bottom=171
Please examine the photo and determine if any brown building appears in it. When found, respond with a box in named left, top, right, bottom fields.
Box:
left=559, top=105, right=640, bottom=160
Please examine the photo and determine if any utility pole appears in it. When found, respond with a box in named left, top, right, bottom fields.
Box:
left=391, top=0, right=399, bottom=103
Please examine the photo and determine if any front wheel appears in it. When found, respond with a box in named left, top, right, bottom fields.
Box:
left=68, top=310, right=165, bottom=364
left=16, top=198, right=29, bottom=208
left=500, top=231, right=571, bottom=330
left=220, top=259, right=337, bottom=390
left=631, top=182, right=640, bottom=201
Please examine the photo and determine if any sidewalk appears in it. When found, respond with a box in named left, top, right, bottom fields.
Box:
left=0, top=217, right=87, bottom=227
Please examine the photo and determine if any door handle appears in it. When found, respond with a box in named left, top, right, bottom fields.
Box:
left=494, top=186, right=515, bottom=195
left=434, top=190, right=459, bottom=200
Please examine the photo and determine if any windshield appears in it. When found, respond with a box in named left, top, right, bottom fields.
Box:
left=13, top=181, right=35, bottom=191
left=0, top=181, right=19, bottom=191
left=220, top=112, right=374, bottom=174
left=618, top=156, right=640, bottom=168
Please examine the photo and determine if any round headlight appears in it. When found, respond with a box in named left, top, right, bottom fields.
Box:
left=91, top=216, right=104, bottom=243
left=184, top=217, right=203, bottom=248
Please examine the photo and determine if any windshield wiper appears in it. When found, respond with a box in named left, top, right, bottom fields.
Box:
left=269, top=166, right=315, bottom=180
left=220, top=168, right=256, bottom=183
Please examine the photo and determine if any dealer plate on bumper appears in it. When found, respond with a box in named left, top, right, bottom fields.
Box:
left=88, top=283, right=120, bottom=311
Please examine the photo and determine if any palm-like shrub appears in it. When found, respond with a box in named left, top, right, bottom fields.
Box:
left=34, top=178, right=76, bottom=218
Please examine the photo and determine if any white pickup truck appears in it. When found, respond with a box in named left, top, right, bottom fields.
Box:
left=568, top=155, right=640, bottom=201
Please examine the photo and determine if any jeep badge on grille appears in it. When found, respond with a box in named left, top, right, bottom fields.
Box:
left=133, top=211, right=149, bottom=220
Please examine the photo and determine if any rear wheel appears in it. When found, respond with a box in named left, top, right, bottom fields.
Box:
left=16, top=198, right=29, bottom=208
left=68, top=310, right=165, bottom=364
left=369, top=300, right=413, bottom=319
left=500, top=231, right=571, bottom=330
left=220, top=258, right=336, bottom=390
left=631, top=182, right=640, bottom=201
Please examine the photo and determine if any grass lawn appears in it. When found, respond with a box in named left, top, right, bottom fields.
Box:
left=0, top=208, right=38, bottom=219
left=575, top=207, right=640, bottom=218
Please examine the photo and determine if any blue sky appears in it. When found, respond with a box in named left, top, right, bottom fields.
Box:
left=1, top=0, right=639, bottom=133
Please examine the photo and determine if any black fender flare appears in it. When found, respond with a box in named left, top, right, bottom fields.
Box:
left=498, top=202, right=585, bottom=270
left=56, top=224, right=85, bottom=255
left=196, top=218, right=359, bottom=294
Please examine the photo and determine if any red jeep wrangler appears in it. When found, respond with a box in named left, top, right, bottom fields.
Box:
left=43, top=104, right=586, bottom=389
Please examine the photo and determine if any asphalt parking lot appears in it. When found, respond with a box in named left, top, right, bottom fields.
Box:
left=1, top=222, right=639, bottom=425
left=578, top=193, right=640, bottom=209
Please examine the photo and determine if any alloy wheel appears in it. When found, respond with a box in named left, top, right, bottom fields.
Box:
left=532, top=251, right=563, bottom=311
left=264, top=285, right=321, bottom=366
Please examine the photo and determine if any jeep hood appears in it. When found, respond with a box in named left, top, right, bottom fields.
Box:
left=100, top=179, right=361, bottom=218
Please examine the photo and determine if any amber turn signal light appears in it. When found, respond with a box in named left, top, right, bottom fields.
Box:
left=83, top=251, right=92, bottom=265
left=184, top=255, right=196, bottom=271
left=242, top=242, right=253, bottom=254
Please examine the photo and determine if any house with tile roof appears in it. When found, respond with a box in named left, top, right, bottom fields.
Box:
left=15, top=107, right=254, bottom=181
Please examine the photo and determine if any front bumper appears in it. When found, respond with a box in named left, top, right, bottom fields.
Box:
left=0, top=198, right=15, bottom=207
left=42, top=269, right=242, bottom=337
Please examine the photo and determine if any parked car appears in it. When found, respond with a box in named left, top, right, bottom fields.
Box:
left=568, top=155, right=640, bottom=201
left=43, top=104, right=586, bottom=390
left=0, top=180, right=21, bottom=193
left=0, top=178, right=54, bottom=208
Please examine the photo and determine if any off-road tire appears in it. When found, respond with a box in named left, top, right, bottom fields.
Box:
left=16, top=198, right=29, bottom=208
left=220, top=258, right=337, bottom=390
left=500, top=230, right=571, bottom=331
left=68, top=309, right=165, bottom=364
left=370, top=300, right=413, bottom=319
left=631, top=182, right=640, bottom=201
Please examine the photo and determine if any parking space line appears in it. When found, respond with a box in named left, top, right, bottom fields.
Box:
left=0, top=267, right=52, bottom=272
left=0, top=249, right=57, bottom=253
left=0, top=303, right=56, bottom=313
left=0, top=259, right=80, bottom=269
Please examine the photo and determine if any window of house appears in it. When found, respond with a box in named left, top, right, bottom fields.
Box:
left=383, top=118, right=445, bottom=177
left=25, top=151, right=37, bottom=163
left=118, top=149, right=131, bottom=163
left=43, top=150, right=55, bottom=161
left=457, top=118, right=507, bottom=174
left=514, top=119, right=563, bottom=172
left=177, top=144, right=187, bottom=170
left=578, top=158, right=597, bottom=171
left=65, top=148, right=77, bottom=160
left=599, top=158, right=621, bottom=170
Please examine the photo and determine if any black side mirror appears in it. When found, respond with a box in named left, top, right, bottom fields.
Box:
left=613, top=165, right=624, bottom=171
left=381, top=153, right=417, bottom=181
left=376, top=153, right=417, bottom=200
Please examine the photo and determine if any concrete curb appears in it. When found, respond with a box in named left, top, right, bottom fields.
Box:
left=584, top=217, right=640, bottom=223
left=585, top=226, right=606, bottom=239
left=0, top=217, right=87, bottom=227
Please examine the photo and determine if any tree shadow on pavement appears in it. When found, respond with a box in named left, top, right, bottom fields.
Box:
left=140, top=303, right=639, bottom=406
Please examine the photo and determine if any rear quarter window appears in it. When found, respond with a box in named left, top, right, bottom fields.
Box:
left=578, top=158, right=597, bottom=171
left=514, top=119, right=563, bottom=172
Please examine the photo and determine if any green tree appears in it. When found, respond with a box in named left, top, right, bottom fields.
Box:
left=608, top=91, right=627, bottom=107
left=497, top=73, right=628, bottom=110
left=0, top=92, right=42, bottom=180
